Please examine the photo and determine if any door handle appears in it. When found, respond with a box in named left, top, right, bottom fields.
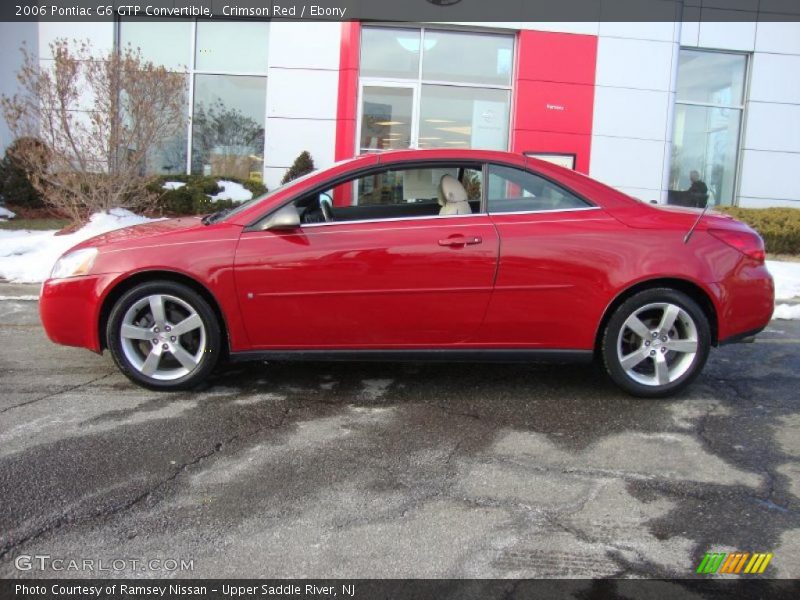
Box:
left=438, top=235, right=482, bottom=247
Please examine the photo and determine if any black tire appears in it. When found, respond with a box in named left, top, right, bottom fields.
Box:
left=601, top=288, right=711, bottom=398
left=107, top=280, right=222, bottom=391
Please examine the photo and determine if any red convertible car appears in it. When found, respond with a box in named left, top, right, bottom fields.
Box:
left=39, top=150, right=774, bottom=397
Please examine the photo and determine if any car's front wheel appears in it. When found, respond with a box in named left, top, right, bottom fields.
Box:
left=107, top=280, right=222, bottom=390
left=601, top=288, right=711, bottom=398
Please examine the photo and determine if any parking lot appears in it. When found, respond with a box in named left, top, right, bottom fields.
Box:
left=1, top=286, right=799, bottom=579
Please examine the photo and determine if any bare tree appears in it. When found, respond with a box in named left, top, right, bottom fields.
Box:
left=1, top=39, right=187, bottom=222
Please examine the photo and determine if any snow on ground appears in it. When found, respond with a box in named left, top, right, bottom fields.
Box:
left=773, top=304, right=800, bottom=320
left=210, top=180, right=253, bottom=202
left=0, top=209, right=156, bottom=283
left=0, top=206, right=16, bottom=220
left=767, top=260, right=800, bottom=301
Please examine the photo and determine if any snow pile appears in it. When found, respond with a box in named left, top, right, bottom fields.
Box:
left=162, top=181, right=186, bottom=190
left=0, top=208, right=156, bottom=283
left=162, top=179, right=253, bottom=202
left=211, top=180, right=253, bottom=202
left=0, top=206, right=16, bottom=220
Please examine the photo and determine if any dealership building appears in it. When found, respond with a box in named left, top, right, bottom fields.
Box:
left=1, top=16, right=799, bottom=208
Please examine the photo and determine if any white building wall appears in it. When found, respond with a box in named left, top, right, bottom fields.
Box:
left=263, top=22, right=341, bottom=190
left=738, top=23, right=800, bottom=207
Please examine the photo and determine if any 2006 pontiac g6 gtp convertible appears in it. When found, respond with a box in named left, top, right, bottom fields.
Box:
left=40, top=150, right=774, bottom=397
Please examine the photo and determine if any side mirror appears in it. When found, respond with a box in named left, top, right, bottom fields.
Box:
left=260, top=205, right=301, bottom=231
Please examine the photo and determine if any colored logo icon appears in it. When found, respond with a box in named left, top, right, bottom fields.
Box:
left=696, top=552, right=773, bottom=574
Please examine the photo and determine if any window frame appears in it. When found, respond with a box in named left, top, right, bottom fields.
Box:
left=356, top=25, right=516, bottom=154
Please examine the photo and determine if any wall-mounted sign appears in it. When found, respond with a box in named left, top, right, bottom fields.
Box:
left=472, top=100, right=508, bottom=149
left=525, top=152, right=576, bottom=170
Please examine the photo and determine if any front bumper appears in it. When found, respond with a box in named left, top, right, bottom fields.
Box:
left=39, top=274, right=117, bottom=353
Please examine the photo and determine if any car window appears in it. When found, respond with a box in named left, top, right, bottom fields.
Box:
left=487, top=164, right=591, bottom=214
left=293, top=165, right=483, bottom=225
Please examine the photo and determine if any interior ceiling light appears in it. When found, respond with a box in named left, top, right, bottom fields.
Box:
left=396, top=37, right=438, bottom=53
left=435, top=125, right=472, bottom=136
left=374, top=120, right=405, bottom=126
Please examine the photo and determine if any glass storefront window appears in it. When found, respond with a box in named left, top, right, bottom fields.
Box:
left=191, top=75, right=266, bottom=178
left=360, top=28, right=421, bottom=79
left=670, top=105, right=741, bottom=208
left=143, top=76, right=190, bottom=175
left=359, top=26, right=514, bottom=154
left=677, top=51, right=746, bottom=106
left=195, top=21, right=269, bottom=73
left=419, top=85, right=509, bottom=150
left=422, top=31, right=513, bottom=86
left=119, top=21, right=192, bottom=71
left=669, top=50, right=747, bottom=207
left=360, top=87, right=414, bottom=152
left=119, top=20, right=269, bottom=178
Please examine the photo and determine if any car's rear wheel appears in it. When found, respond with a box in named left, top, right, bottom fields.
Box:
left=601, top=288, right=710, bottom=398
left=107, top=280, right=221, bottom=390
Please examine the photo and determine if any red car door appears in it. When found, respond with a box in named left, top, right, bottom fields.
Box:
left=233, top=165, right=499, bottom=349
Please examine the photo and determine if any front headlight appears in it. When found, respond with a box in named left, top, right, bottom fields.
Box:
left=50, top=247, right=98, bottom=279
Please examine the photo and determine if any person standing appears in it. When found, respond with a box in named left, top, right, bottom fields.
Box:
left=687, top=170, right=709, bottom=207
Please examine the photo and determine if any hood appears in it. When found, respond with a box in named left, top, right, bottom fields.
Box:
left=71, top=216, right=205, bottom=251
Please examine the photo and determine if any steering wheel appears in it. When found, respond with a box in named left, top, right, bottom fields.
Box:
left=319, top=193, right=334, bottom=222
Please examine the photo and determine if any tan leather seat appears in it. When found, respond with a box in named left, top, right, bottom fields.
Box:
left=438, top=174, right=472, bottom=216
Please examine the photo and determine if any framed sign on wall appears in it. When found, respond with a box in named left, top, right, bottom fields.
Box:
left=524, top=152, right=577, bottom=170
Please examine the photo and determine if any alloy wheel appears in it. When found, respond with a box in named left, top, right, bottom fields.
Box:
left=119, top=293, right=206, bottom=381
left=616, top=302, right=699, bottom=387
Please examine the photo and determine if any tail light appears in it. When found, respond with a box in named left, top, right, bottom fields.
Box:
left=707, top=228, right=766, bottom=263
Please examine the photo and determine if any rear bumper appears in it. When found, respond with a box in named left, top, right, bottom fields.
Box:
left=39, top=274, right=116, bottom=353
left=714, top=262, right=774, bottom=344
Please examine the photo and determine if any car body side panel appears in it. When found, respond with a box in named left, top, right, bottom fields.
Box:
left=476, top=210, right=625, bottom=348
left=478, top=211, right=756, bottom=349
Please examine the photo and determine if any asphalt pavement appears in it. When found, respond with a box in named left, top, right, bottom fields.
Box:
left=1, top=284, right=799, bottom=579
